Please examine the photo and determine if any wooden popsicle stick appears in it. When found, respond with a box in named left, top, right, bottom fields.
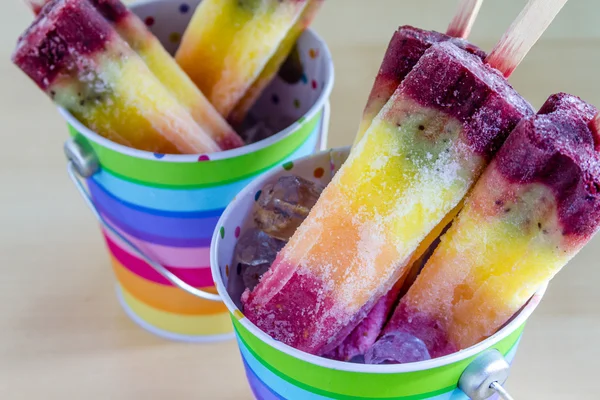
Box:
left=24, top=0, right=47, bottom=15
left=446, top=0, right=484, bottom=39
left=486, top=0, right=570, bottom=77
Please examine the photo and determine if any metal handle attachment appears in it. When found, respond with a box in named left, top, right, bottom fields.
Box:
left=458, top=349, right=515, bottom=400
left=64, top=139, right=222, bottom=302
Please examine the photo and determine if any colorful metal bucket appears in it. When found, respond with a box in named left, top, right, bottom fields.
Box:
left=210, top=147, right=547, bottom=399
left=63, top=0, right=334, bottom=342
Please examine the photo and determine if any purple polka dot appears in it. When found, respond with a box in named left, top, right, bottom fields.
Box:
left=235, top=226, right=241, bottom=238
left=179, top=3, right=190, bottom=13
left=272, top=94, right=280, bottom=104
left=198, top=155, right=210, bottom=162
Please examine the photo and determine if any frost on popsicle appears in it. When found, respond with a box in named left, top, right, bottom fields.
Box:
left=382, top=93, right=600, bottom=359
left=242, top=41, right=533, bottom=356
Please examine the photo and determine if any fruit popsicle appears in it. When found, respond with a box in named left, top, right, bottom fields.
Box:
left=336, top=0, right=486, bottom=356
left=227, top=0, right=323, bottom=126
left=175, top=0, right=309, bottom=118
left=242, top=41, right=533, bottom=355
left=382, top=93, right=600, bottom=359
left=13, top=0, right=220, bottom=154
left=353, top=26, right=486, bottom=147
left=26, top=0, right=244, bottom=150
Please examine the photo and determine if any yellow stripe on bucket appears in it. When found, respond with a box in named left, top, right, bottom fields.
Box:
left=121, top=286, right=232, bottom=336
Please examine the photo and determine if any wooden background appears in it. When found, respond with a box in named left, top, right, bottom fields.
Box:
left=1, top=0, right=599, bottom=398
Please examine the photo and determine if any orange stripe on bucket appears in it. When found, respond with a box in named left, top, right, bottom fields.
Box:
left=120, top=286, right=233, bottom=336
left=111, top=255, right=227, bottom=315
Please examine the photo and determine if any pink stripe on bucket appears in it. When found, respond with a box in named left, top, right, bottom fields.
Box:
left=103, top=232, right=214, bottom=288
left=101, top=221, right=211, bottom=268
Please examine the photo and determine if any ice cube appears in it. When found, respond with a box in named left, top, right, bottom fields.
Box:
left=234, top=229, right=285, bottom=291
left=365, top=332, right=431, bottom=365
left=254, top=176, right=324, bottom=241
left=238, top=113, right=295, bottom=144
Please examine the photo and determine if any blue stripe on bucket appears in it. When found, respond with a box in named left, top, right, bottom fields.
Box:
left=90, top=182, right=219, bottom=240
left=89, top=121, right=321, bottom=213
left=101, top=212, right=212, bottom=248
left=88, top=178, right=225, bottom=218
left=242, top=357, right=286, bottom=400
left=91, top=169, right=254, bottom=213
left=237, top=337, right=333, bottom=400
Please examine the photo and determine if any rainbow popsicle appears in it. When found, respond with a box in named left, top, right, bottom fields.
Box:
left=227, top=0, right=323, bottom=126
left=26, top=0, right=244, bottom=150
left=242, top=41, right=533, bottom=355
left=353, top=26, right=486, bottom=147
left=13, top=0, right=220, bottom=154
left=382, top=93, right=600, bottom=359
left=175, top=0, right=309, bottom=119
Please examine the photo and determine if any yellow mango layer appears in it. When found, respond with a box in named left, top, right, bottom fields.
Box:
left=175, top=0, right=307, bottom=117
left=57, top=44, right=220, bottom=154
left=116, top=14, right=242, bottom=149
left=228, top=0, right=323, bottom=125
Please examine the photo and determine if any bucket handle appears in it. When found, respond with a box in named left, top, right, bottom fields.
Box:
left=458, top=349, right=515, bottom=400
left=63, top=139, right=222, bottom=302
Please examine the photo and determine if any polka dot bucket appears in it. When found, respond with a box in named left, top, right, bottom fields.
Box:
left=62, top=0, right=334, bottom=342
left=210, top=147, right=548, bottom=399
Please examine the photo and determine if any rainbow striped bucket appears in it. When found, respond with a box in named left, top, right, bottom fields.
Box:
left=63, top=0, right=334, bottom=342
left=210, top=147, right=547, bottom=399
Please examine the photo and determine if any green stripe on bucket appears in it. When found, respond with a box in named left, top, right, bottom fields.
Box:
left=68, top=111, right=320, bottom=188
left=233, top=318, right=525, bottom=399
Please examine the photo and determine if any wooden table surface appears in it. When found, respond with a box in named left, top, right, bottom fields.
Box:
left=1, top=1, right=599, bottom=398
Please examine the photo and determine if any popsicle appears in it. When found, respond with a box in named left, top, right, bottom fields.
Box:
left=13, top=0, right=220, bottom=154
left=327, top=1, right=486, bottom=361
left=353, top=0, right=486, bottom=147
left=25, top=0, right=244, bottom=150
left=242, top=40, right=534, bottom=355
left=175, top=0, right=309, bottom=118
left=227, top=0, right=324, bottom=126
left=381, top=93, right=600, bottom=359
